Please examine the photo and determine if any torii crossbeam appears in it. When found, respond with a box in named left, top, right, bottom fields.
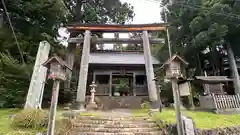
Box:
left=66, top=23, right=168, bottom=32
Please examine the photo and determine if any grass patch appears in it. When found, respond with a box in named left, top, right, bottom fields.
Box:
left=0, top=108, right=44, bottom=135
left=0, top=108, right=20, bottom=134
left=80, top=111, right=102, bottom=117
left=0, top=108, right=64, bottom=135
left=132, top=109, right=149, bottom=117
left=153, top=108, right=240, bottom=129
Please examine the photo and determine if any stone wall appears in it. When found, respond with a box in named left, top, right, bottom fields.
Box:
left=85, top=96, right=149, bottom=110
left=157, top=121, right=240, bottom=135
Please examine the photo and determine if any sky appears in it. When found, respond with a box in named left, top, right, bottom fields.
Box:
left=59, top=0, right=163, bottom=47
left=120, top=0, right=162, bottom=24
left=103, top=0, right=162, bottom=49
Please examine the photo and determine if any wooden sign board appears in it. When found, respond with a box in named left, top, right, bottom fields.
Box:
left=179, top=82, right=190, bottom=96
left=182, top=116, right=195, bottom=135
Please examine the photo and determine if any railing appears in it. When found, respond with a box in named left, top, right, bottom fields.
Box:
left=212, top=94, right=240, bottom=109
left=135, top=85, right=148, bottom=96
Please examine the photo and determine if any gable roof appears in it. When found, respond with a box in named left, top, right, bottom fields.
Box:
left=89, top=52, right=160, bottom=65
left=164, top=54, right=188, bottom=65
left=42, top=55, right=72, bottom=70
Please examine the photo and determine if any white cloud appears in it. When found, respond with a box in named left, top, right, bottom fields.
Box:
left=121, top=0, right=162, bottom=24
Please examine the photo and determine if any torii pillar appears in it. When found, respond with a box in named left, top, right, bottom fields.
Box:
left=76, top=30, right=91, bottom=110
left=142, top=30, right=159, bottom=110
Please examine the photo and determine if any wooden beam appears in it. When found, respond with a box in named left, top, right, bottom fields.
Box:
left=66, top=23, right=168, bottom=32
left=68, top=37, right=165, bottom=44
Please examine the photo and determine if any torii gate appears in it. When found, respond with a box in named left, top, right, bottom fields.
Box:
left=65, top=23, right=168, bottom=110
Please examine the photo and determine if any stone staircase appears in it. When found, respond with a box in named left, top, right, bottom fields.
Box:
left=66, top=115, right=163, bottom=135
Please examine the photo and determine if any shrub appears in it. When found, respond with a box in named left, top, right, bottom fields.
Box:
left=12, top=109, right=49, bottom=129
left=5, top=131, right=35, bottom=135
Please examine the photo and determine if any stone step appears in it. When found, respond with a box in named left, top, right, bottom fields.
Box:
left=73, top=122, right=158, bottom=128
left=74, top=119, right=155, bottom=125
left=70, top=127, right=160, bottom=133
left=67, top=131, right=163, bottom=135
left=77, top=116, right=151, bottom=121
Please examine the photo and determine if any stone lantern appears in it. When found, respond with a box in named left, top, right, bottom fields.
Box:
left=42, top=54, right=71, bottom=135
left=42, top=54, right=71, bottom=81
left=86, top=81, right=98, bottom=110
left=163, top=54, right=188, bottom=79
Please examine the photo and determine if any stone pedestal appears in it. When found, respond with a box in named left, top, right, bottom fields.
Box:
left=86, top=101, right=98, bottom=110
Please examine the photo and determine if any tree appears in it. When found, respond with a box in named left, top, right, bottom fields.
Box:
left=0, top=0, right=135, bottom=107
left=158, top=0, right=240, bottom=96
left=63, top=0, right=134, bottom=24
left=0, top=0, right=70, bottom=107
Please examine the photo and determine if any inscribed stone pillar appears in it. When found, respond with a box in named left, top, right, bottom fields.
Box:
left=142, top=30, right=159, bottom=109
left=25, top=41, right=50, bottom=109
left=76, top=30, right=91, bottom=110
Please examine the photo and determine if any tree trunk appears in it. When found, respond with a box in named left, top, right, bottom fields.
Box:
left=197, top=53, right=204, bottom=75
left=210, top=46, right=217, bottom=75
left=75, top=0, right=83, bottom=21
left=64, top=43, right=77, bottom=91
left=227, top=43, right=240, bottom=94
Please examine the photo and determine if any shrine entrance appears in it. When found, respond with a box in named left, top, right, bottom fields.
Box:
left=112, top=73, right=134, bottom=96
left=65, top=23, right=166, bottom=110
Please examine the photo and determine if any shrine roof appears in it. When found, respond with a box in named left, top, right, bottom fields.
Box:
left=89, top=52, right=160, bottom=65
left=66, top=23, right=168, bottom=32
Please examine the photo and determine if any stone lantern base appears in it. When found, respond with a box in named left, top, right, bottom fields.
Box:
left=86, top=101, right=98, bottom=110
